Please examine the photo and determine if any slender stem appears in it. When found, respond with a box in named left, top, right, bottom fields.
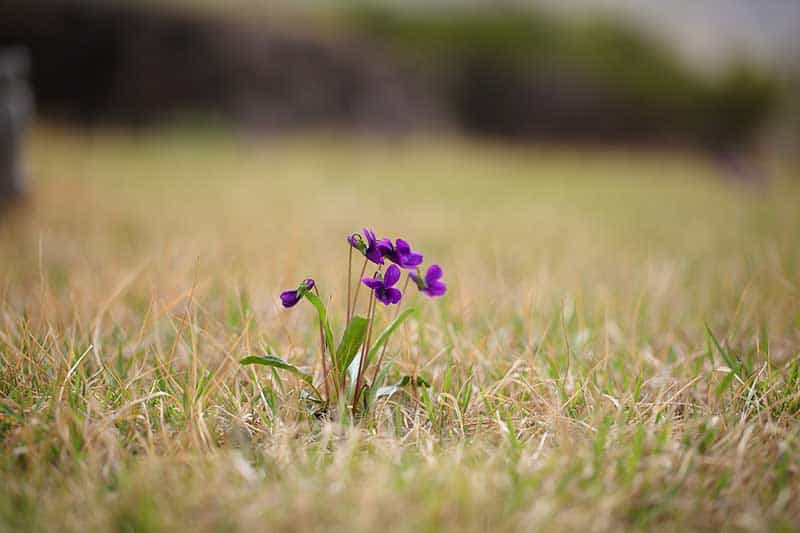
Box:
left=313, top=286, right=331, bottom=403
left=353, top=292, right=376, bottom=413
left=372, top=273, right=411, bottom=385
left=345, top=245, right=353, bottom=326
left=350, top=257, right=369, bottom=317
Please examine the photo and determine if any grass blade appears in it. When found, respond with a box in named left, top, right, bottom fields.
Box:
left=366, top=307, right=417, bottom=365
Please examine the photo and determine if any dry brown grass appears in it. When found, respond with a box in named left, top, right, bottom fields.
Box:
left=0, top=126, right=799, bottom=532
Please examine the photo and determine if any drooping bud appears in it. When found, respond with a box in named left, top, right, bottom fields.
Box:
left=280, top=278, right=316, bottom=308
left=347, top=232, right=367, bottom=255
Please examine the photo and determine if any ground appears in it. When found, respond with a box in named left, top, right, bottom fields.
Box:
left=0, top=127, right=799, bottom=531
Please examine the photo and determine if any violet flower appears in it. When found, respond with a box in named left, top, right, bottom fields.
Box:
left=386, top=238, right=423, bottom=269
left=280, top=278, right=315, bottom=308
left=349, top=228, right=392, bottom=265
left=362, top=264, right=403, bottom=305
left=410, top=265, right=446, bottom=297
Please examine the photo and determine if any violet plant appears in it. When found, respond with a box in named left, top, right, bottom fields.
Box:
left=241, top=228, right=446, bottom=416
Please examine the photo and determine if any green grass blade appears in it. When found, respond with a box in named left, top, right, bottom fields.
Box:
left=366, top=307, right=417, bottom=365
left=705, top=324, right=741, bottom=376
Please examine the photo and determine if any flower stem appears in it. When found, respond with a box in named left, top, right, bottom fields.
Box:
left=353, top=291, right=376, bottom=413
left=371, top=273, right=411, bottom=385
left=313, top=286, right=332, bottom=403
left=345, top=245, right=353, bottom=326
left=350, top=257, right=368, bottom=318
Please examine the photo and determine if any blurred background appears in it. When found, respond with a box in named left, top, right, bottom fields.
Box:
left=1, top=0, right=799, bottom=162
left=0, top=0, right=799, bottom=282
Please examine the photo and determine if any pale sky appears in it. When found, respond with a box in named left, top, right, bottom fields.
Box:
left=534, top=0, right=800, bottom=74
left=324, top=0, right=800, bottom=75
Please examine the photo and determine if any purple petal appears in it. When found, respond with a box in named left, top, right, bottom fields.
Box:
left=365, top=247, right=385, bottom=265
left=425, top=281, right=447, bottom=297
left=394, top=239, right=411, bottom=255
left=402, top=252, right=423, bottom=268
left=280, top=290, right=300, bottom=308
left=383, top=264, right=401, bottom=287
left=303, top=278, right=316, bottom=291
left=425, top=265, right=442, bottom=284
left=361, top=277, right=384, bottom=290
left=374, top=288, right=391, bottom=305
left=376, top=238, right=393, bottom=256
left=364, top=228, right=376, bottom=246
left=385, top=287, right=402, bottom=304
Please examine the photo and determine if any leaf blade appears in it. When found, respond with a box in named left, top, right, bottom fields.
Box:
left=366, top=307, right=417, bottom=366
left=304, top=292, right=335, bottom=359
left=374, top=374, right=430, bottom=401
left=335, top=316, right=369, bottom=376
left=239, top=355, right=313, bottom=384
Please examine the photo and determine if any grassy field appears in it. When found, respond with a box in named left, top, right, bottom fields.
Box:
left=1, top=127, right=799, bottom=532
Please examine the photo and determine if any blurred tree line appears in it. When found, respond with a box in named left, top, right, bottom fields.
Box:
left=349, top=7, right=777, bottom=150
left=0, top=0, right=780, bottom=151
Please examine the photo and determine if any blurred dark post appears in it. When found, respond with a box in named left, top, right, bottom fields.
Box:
left=0, top=47, right=32, bottom=204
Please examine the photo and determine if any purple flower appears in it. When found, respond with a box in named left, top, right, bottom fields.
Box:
left=362, top=264, right=403, bottom=305
left=349, top=228, right=392, bottom=265
left=280, top=278, right=315, bottom=308
left=386, top=238, right=423, bottom=269
left=410, top=265, right=446, bottom=297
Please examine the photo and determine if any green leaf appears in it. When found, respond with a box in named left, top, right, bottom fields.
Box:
left=304, top=292, right=335, bottom=358
left=194, top=368, right=213, bottom=402
left=347, top=351, right=362, bottom=390
left=335, top=316, right=369, bottom=375
left=239, top=355, right=313, bottom=384
left=715, top=369, right=736, bottom=397
left=345, top=350, right=364, bottom=405
left=366, top=307, right=417, bottom=366
left=458, top=378, right=473, bottom=415
left=344, top=308, right=418, bottom=406
left=300, top=390, right=324, bottom=404
left=366, top=358, right=397, bottom=408
left=374, top=385, right=401, bottom=399
left=421, top=387, right=436, bottom=423
left=705, top=324, right=741, bottom=377
left=374, top=374, right=430, bottom=400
